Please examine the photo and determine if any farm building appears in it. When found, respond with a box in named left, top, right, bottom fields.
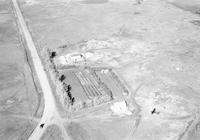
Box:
left=55, top=53, right=86, bottom=67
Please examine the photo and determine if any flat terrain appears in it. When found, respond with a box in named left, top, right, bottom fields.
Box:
left=41, top=124, right=64, bottom=140
left=1, top=0, right=200, bottom=139
left=18, top=0, right=200, bottom=139
left=0, top=0, right=44, bottom=139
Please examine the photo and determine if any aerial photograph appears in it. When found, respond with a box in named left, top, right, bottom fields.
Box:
left=1, top=0, right=200, bottom=139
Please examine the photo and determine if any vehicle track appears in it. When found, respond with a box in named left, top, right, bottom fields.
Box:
left=11, top=0, right=70, bottom=139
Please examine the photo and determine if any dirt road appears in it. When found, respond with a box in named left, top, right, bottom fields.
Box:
left=12, top=0, right=70, bottom=139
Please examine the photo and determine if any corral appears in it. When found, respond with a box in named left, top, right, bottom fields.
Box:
left=94, top=68, right=129, bottom=99
left=54, top=60, right=130, bottom=112
left=59, top=68, right=113, bottom=102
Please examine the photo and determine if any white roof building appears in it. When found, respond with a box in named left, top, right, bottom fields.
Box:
left=57, top=53, right=86, bottom=65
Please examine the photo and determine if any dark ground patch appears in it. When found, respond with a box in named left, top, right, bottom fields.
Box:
left=191, top=20, right=200, bottom=26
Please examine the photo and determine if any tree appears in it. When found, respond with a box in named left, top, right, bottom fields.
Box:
left=67, top=85, right=72, bottom=92
left=59, top=74, right=66, bottom=82
left=50, top=51, right=56, bottom=59
left=71, top=97, right=75, bottom=105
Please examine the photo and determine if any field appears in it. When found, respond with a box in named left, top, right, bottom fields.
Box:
left=65, top=115, right=138, bottom=140
left=0, top=0, right=43, bottom=139
left=4, top=0, right=200, bottom=139
left=58, top=67, right=118, bottom=112
left=61, top=69, right=88, bottom=102
left=41, top=124, right=64, bottom=140
left=95, top=68, right=129, bottom=99
left=74, top=69, right=103, bottom=99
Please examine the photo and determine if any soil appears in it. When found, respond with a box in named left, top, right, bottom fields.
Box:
left=1, top=0, right=200, bottom=139
left=41, top=124, right=64, bottom=140
left=0, top=0, right=43, bottom=139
